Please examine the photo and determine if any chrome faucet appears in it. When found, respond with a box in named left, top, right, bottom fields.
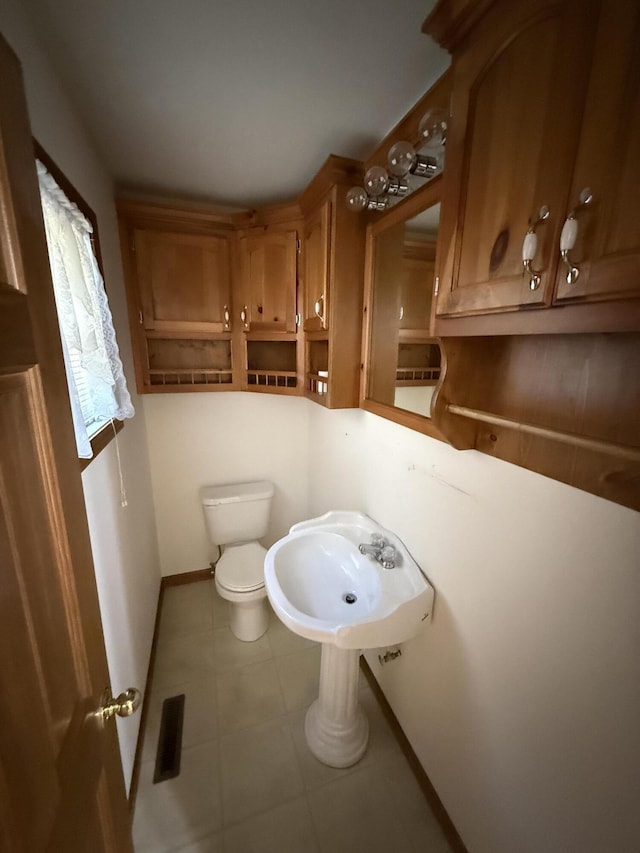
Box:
left=358, top=534, right=396, bottom=569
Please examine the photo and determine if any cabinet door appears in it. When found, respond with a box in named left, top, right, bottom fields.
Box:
left=238, top=229, right=298, bottom=332
left=435, top=0, right=598, bottom=319
left=400, top=242, right=435, bottom=333
left=134, top=230, right=231, bottom=333
left=303, top=199, right=331, bottom=331
left=553, top=0, right=640, bottom=305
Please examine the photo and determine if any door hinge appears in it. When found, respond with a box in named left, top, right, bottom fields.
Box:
left=434, top=276, right=440, bottom=295
left=296, top=238, right=301, bottom=254
left=295, top=313, right=301, bottom=327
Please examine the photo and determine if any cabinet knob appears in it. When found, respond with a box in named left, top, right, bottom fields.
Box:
left=521, top=205, right=550, bottom=291
left=314, top=294, right=325, bottom=325
left=240, top=306, right=249, bottom=329
left=223, top=305, right=231, bottom=330
left=560, top=188, right=593, bottom=285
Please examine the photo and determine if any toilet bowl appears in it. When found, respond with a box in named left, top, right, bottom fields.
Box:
left=201, top=480, right=274, bottom=642
left=214, top=541, right=269, bottom=641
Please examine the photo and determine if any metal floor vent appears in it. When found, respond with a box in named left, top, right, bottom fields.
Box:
left=153, top=694, right=185, bottom=783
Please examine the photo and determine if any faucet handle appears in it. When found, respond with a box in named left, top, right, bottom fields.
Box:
left=370, top=533, right=386, bottom=547
left=379, top=544, right=396, bottom=569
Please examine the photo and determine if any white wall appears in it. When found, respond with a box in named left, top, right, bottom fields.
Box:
left=308, top=405, right=640, bottom=853
left=0, top=0, right=161, bottom=790
left=142, top=387, right=640, bottom=851
left=144, top=393, right=310, bottom=575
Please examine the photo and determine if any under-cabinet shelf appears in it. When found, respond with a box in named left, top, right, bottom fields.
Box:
left=145, top=336, right=236, bottom=391
left=245, top=339, right=300, bottom=395
left=247, top=370, right=297, bottom=391
left=149, top=369, right=234, bottom=387
left=395, top=367, right=441, bottom=385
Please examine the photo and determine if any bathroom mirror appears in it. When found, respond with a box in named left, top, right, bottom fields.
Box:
left=362, top=180, right=442, bottom=433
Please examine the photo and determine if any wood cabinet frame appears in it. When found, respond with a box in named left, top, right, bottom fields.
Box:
left=360, top=178, right=446, bottom=439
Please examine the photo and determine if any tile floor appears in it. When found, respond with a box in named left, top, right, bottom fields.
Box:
left=133, top=579, right=453, bottom=853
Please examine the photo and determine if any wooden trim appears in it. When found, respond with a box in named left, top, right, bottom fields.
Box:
left=422, top=0, right=496, bottom=52
left=364, top=71, right=453, bottom=171
left=128, top=568, right=212, bottom=813
left=435, top=297, right=640, bottom=336
left=447, top=404, right=640, bottom=461
left=115, top=198, right=239, bottom=232
left=359, top=658, right=469, bottom=853
left=33, top=140, right=105, bottom=273
left=298, top=155, right=364, bottom=216
left=79, top=419, right=124, bottom=472
left=233, top=200, right=302, bottom=229
left=34, top=142, right=128, bottom=470
left=368, top=177, right=443, bottom=238
left=162, top=568, right=213, bottom=587
left=361, top=398, right=445, bottom=441
left=128, top=581, right=164, bottom=817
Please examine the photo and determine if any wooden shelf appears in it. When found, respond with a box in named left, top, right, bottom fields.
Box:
left=446, top=404, right=640, bottom=462
left=396, top=367, right=441, bottom=385
left=148, top=369, right=233, bottom=387
left=246, top=369, right=297, bottom=390
left=432, top=333, right=640, bottom=512
left=306, top=372, right=329, bottom=400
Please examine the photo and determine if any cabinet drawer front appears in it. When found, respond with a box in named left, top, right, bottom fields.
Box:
left=436, top=0, right=598, bottom=320
left=135, top=230, right=231, bottom=332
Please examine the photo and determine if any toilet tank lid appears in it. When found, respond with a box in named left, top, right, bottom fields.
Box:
left=201, top=480, right=274, bottom=506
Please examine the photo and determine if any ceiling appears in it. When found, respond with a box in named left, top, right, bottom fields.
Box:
left=23, top=0, right=448, bottom=208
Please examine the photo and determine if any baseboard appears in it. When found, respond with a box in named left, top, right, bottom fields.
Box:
left=128, top=580, right=165, bottom=818
left=360, top=657, right=469, bottom=853
left=128, top=569, right=212, bottom=816
left=162, top=567, right=213, bottom=587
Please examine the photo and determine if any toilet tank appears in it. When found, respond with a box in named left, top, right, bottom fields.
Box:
left=201, top=480, right=274, bottom=546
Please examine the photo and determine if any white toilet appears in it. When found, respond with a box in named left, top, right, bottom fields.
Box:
left=201, top=480, right=274, bottom=642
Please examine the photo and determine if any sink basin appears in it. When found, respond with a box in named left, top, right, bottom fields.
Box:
left=265, top=511, right=435, bottom=769
left=264, top=511, right=434, bottom=649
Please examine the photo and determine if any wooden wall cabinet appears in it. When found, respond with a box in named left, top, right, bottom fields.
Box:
left=299, top=157, right=367, bottom=408
left=427, top=0, right=640, bottom=335
left=416, top=0, right=640, bottom=513
left=118, top=200, right=305, bottom=396
left=118, top=201, right=240, bottom=393
left=237, top=227, right=298, bottom=333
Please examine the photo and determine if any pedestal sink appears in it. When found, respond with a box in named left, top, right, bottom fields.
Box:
left=264, top=511, right=434, bottom=768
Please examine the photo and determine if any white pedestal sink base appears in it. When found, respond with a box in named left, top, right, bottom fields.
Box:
left=304, top=644, right=369, bottom=768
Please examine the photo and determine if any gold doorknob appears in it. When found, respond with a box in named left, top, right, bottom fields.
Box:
left=99, top=687, right=142, bottom=721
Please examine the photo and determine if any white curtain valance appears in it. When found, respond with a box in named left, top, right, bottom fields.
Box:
left=37, top=160, right=134, bottom=458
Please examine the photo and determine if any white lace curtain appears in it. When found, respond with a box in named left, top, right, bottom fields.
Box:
left=37, top=160, right=134, bottom=458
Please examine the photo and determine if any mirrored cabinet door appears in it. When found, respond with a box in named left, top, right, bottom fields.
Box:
left=363, top=185, right=442, bottom=424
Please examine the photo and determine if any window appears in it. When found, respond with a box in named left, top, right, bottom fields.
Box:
left=35, top=145, right=134, bottom=462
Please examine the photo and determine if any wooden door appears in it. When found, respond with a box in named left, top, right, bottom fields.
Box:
left=134, top=229, right=231, bottom=333
left=303, top=198, right=331, bottom=331
left=553, top=0, right=640, bottom=305
left=238, top=229, right=298, bottom=332
left=0, top=36, right=134, bottom=853
left=435, top=0, right=599, bottom=319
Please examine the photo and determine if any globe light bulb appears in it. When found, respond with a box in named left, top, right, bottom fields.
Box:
left=418, top=107, right=448, bottom=149
left=346, top=186, right=369, bottom=212
left=363, top=165, right=390, bottom=197
left=387, top=141, right=417, bottom=177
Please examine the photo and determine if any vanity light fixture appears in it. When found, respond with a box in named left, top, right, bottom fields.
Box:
left=346, top=107, right=448, bottom=213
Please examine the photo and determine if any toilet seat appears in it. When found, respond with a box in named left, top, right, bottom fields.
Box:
left=216, top=542, right=266, bottom=593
